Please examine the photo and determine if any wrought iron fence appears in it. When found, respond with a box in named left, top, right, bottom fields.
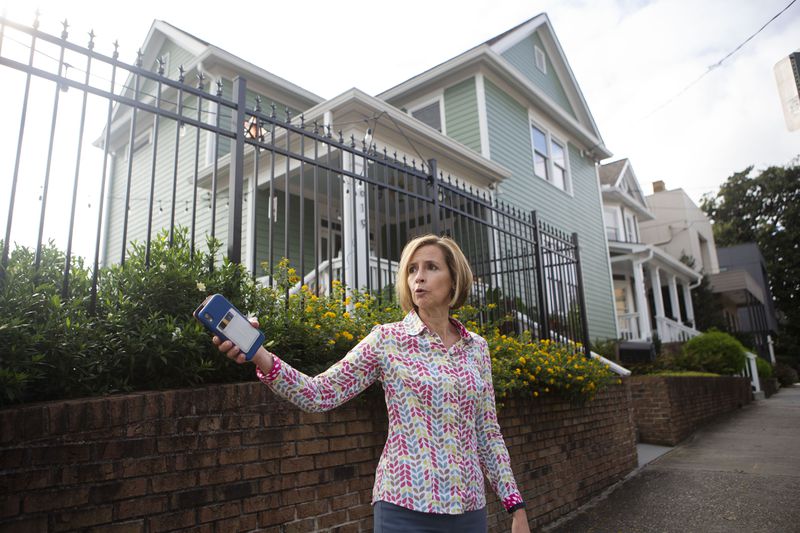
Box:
left=0, top=15, right=591, bottom=352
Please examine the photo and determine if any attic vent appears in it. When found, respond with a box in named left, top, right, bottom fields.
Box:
left=534, top=45, right=547, bottom=74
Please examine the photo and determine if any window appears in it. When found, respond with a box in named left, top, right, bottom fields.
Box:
left=624, top=212, right=637, bottom=243
left=534, top=45, right=547, bottom=74
left=410, top=99, right=443, bottom=132
left=531, top=125, right=549, bottom=180
left=530, top=123, right=571, bottom=193
left=551, top=139, right=566, bottom=190
left=604, top=207, right=619, bottom=240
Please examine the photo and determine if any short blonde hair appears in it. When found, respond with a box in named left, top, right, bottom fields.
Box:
left=396, top=234, right=473, bottom=313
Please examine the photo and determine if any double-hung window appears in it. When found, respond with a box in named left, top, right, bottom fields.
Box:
left=530, top=122, right=571, bottom=193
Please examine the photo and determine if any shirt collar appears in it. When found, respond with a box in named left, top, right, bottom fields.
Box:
left=403, top=309, right=473, bottom=343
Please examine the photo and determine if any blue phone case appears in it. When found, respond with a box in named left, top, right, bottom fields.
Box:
left=194, top=294, right=265, bottom=361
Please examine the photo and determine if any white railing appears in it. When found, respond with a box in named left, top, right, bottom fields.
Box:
left=655, top=316, right=700, bottom=343
left=617, top=312, right=640, bottom=340
left=260, top=255, right=401, bottom=296
left=740, top=351, right=761, bottom=393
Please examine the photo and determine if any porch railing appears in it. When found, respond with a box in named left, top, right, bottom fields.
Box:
left=617, top=312, right=640, bottom=340
left=0, top=15, right=592, bottom=353
left=655, top=316, right=700, bottom=343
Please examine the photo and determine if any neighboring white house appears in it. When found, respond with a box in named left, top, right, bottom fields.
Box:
left=599, top=161, right=701, bottom=351
left=639, top=181, right=719, bottom=275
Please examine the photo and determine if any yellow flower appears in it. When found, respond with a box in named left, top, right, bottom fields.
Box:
left=196, top=282, right=206, bottom=292
left=289, top=276, right=301, bottom=284
left=487, top=303, right=497, bottom=309
left=327, top=339, right=336, bottom=345
left=314, top=324, right=321, bottom=329
left=341, top=331, right=354, bottom=341
left=518, top=357, right=526, bottom=365
left=345, top=297, right=352, bottom=305
left=576, top=376, right=584, bottom=381
left=301, top=284, right=309, bottom=291
left=514, top=368, right=522, bottom=376
left=354, top=302, right=363, bottom=309
left=343, top=312, right=350, bottom=319
left=305, top=306, right=313, bottom=313
left=323, top=311, right=336, bottom=319
left=452, top=314, right=459, bottom=320
left=533, top=391, right=539, bottom=397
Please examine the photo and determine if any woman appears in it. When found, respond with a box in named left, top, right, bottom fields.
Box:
left=214, top=235, right=530, bottom=532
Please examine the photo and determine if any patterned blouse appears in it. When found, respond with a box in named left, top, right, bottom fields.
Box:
left=256, top=309, right=524, bottom=515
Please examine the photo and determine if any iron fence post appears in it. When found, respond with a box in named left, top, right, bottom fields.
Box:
left=572, top=232, right=591, bottom=356
left=531, top=211, right=549, bottom=341
left=428, top=158, right=439, bottom=236
left=228, top=76, right=247, bottom=264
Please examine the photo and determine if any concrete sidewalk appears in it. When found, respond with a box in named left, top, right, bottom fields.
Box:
left=546, top=384, right=800, bottom=533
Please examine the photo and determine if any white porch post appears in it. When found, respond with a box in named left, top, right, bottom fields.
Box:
left=748, top=354, right=762, bottom=393
left=632, top=261, right=652, bottom=340
left=669, top=275, right=682, bottom=323
left=682, top=282, right=695, bottom=328
left=650, top=267, right=665, bottom=339
left=342, top=150, right=369, bottom=291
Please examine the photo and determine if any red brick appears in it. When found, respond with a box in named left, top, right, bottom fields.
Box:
left=23, top=487, right=90, bottom=513
left=151, top=471, right=198, bottom=493
left=53, top=505, right=113, bottom=531
left=197, top=466, right=241, bottom=486
left=115, top=495, right=168, bottom=520
left=258, top=506, right=296, bottom=527
left=121, top=456, right=167, bottom=478
left=219, top=446, right=259, bottom=465
left=0, top=516, right=48, bottom=533
left=88, top=519, right=145, bottom=533
left=284, top=518, right=316, bottom=533
left=243, top=460, right=279, bottom=479
left=215, top=514, right=257, bottom=532
left=296, top=439, right=329, bottom=455
left=148, top=509, right=197, bottom=532
left=242, top=493, right=281, bottom=514
left=314, top=451, right=346, bottom=469
left=317, top=509, right=349, bottom=529
left=0, top=495, right=19, bottom=518
left=198, top=501, right=240, bottom=523
left=280, top=456, right=315, bottom=474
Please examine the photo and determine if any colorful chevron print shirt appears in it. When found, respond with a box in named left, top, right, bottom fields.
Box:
left=256, top=310, right=524, bottom=515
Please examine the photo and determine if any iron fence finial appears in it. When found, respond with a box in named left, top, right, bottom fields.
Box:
left=33, top=9, right=40, bottom=29
left=216, top=79, right=223, bottom=96
left=61, top=19, right=69, bottom=40
left=156, top=56, right=165, bottom=75
left=135, top=49, right=143, bottom=67
left=177, top=65, right=185, bottom=83
left=196, top=71, right=205, bottom=89
left=112, top=40, right=119, bottom=59
left=88, top=30, right=95, bottom=50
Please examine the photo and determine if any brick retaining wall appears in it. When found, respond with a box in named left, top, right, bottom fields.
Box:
left=0, top=381, right=636, bottom=532
left=628, top=376, right=752, bottom=446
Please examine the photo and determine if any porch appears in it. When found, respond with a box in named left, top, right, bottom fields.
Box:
left=610, top=243, right=701, bottom=344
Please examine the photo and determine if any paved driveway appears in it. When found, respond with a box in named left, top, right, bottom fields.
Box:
left=546, top=385, right=800, bottom=533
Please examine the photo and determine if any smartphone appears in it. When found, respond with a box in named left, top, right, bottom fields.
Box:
left=194, top=294, right=265, bottom=361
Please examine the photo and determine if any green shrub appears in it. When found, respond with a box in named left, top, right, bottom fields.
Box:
left=0, top=229, right=617, bottom=407
left=755, top=357, right=773, bottom=379
left=774, top=363, right=798, bottom=386
left=681, top=330, right=746, bottom=375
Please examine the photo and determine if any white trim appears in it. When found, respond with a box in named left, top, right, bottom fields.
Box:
left=204, top=99, right=218, bottom=168
left=534, top=45, right=547, bottom=74
left=550, top=134, right=571, bottom=194
left=475, top=73, right=491, bottom=158
left=489, top=14, right=548, bottom=54
left=406, top=92, right=446, bottom=135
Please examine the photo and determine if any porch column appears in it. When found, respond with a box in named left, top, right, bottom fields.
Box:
left=632, top=261, right=652, bottom=340
left=650, top=266, right=665, bottom=339
left=342, top=151, right=369, bottom=291
left=682, top=282, right=695, bottom=328
left=669, top=275, right=682, bottom=323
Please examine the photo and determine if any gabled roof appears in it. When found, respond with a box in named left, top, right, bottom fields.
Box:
left=100, top=20, right=323, bottom=142
left=600, top=159, right=653, bottom=220
left=377, top=14, right=612, bottom=160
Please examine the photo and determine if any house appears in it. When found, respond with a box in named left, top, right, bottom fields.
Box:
left=98, top=14, right=619, bottom=343
left=713, top=243, right=779, bottom=362
left=599, top=161, right=700, bottom=360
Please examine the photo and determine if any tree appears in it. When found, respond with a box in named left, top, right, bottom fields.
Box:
left=700, top=161, right=800, bottom=367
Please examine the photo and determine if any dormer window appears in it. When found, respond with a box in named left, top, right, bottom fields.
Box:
left=409, top=98, right=444, bottom=133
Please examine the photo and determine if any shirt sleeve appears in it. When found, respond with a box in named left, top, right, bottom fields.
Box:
left=474, top=336, right=524, bottom=513
left=255, top=326, right=382, bottom=413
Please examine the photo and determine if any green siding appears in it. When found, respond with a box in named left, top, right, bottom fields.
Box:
left=484, top=79, right=616, bottom=341
left=104, top=93, right=230, bottom=265
left=443, top=77, right=481, bottom=152
left=501, top=32, right=576, bottom=119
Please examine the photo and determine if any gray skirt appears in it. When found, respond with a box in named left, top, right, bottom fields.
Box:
left=373, top=501, right=488, bottom=533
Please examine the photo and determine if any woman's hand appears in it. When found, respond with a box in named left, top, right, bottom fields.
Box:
left=212, top=318, right=274, bottom=373
left=511, top=508, right=531, bottom=533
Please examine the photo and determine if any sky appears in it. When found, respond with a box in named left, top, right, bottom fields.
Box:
left=0, top=0, right=798, bottom=259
